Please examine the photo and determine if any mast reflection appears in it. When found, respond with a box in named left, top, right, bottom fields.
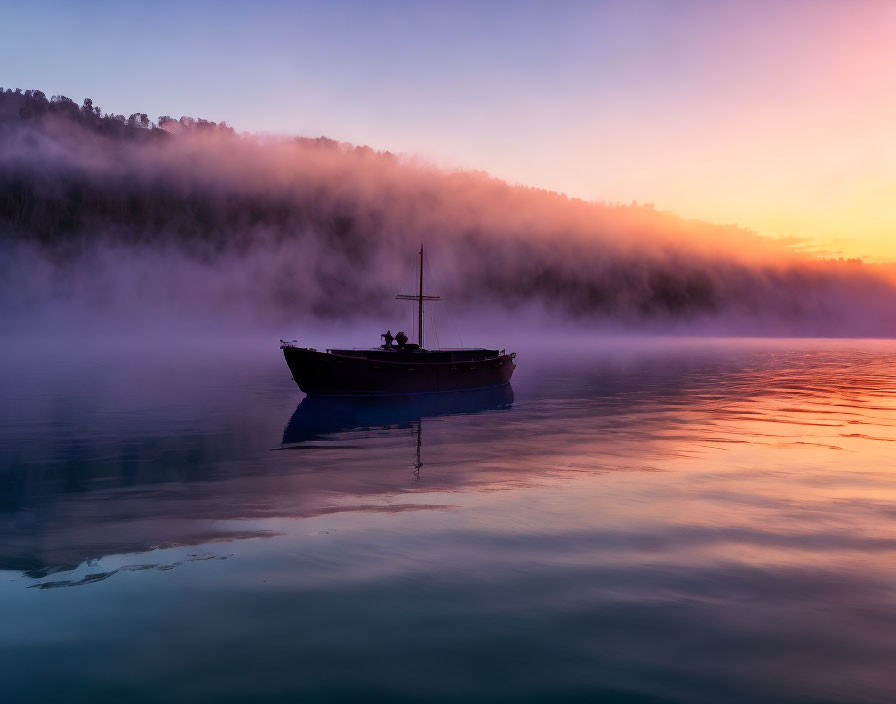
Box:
left=413, top=419, right=422, bottom=480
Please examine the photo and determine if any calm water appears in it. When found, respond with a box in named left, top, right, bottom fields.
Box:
left=1, top=337, right=895, bottom=703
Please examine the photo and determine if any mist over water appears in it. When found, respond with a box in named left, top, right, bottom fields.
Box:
left=2, top=336, right=896, bottom=702
left=3, top=88, right=896, bottom=336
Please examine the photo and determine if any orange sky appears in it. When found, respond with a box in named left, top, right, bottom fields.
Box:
left=4, top=1, right=895, bottom=261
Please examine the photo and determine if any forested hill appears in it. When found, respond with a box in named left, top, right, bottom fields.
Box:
left=1, top=87, right=895, bottom=334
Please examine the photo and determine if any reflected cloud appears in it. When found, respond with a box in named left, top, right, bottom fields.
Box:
left=29, top=553, right=232, bottom=589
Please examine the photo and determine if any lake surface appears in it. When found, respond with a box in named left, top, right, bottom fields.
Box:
left=1, top=337, right=895, bottom=703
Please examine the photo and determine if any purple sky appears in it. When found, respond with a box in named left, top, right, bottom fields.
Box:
left=3, top=0, right=895, bottom=261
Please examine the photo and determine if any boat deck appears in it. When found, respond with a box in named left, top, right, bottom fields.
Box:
left=327, top=347, right=503, bottom=363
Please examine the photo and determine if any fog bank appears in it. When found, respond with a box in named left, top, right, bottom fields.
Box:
left=2, top=88, right=895, bottom=337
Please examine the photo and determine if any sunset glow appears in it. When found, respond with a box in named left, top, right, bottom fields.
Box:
left=3, top=0, right=894, bottom=261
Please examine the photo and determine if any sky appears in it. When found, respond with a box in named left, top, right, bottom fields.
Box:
left=2, top=0, right=894, bottom=262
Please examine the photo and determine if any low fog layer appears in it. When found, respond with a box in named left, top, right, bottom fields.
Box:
left=2, top=88, right=895, bottom=336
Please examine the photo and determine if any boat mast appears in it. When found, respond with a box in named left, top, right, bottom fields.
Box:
left=418, top=245, right=424, bottom=349
left=396, top=244, right=441, bottom=350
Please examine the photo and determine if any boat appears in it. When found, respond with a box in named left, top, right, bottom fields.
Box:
left=281, top=246, right=516, bottom=396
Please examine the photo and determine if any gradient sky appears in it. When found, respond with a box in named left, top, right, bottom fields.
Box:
left=2, top=0, right=895, bottom=261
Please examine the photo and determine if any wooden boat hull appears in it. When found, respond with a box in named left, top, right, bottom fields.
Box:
left=282, top=346, right=516, bottom=396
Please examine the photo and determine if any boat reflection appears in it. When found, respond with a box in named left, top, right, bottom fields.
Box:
left=283, top=385, right=514, bottom=480
left=282, top=385, right=514, bottom=445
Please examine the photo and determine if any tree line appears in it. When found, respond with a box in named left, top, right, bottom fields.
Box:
left=0, top=87, right=233, bottom=138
